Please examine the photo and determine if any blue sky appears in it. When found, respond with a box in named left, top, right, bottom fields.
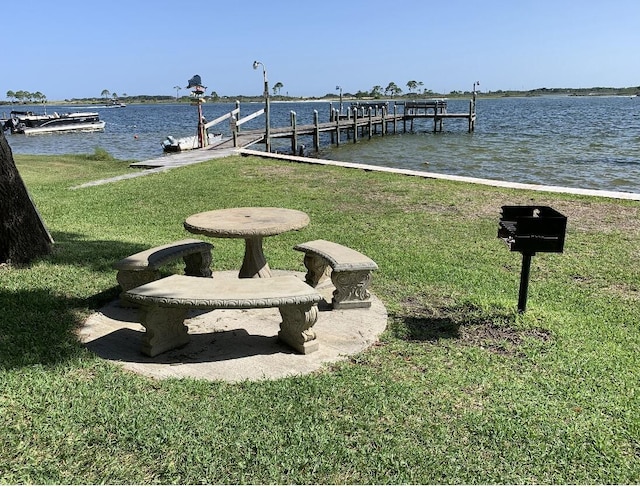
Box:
left=4, top=0, right=640, bottom=100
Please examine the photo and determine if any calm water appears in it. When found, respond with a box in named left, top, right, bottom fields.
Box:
left=4, top=96, right=640, bottom=193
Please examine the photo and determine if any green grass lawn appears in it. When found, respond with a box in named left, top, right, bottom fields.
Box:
left=1, top=151, right=639, bottom=484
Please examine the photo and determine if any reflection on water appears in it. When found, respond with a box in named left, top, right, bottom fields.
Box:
left=4, top=96, right=640, bottom=193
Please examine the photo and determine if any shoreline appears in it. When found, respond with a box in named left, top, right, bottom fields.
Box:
left=239, top=149, right=640, bottom=201
left=69, top=146, right=640, bottom=202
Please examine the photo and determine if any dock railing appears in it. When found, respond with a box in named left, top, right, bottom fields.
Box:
left=402, top=100, right=448, bottom=115
left=202, top=101, right=269, bottom=147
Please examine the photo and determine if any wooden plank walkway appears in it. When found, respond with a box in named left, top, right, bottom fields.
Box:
left=212, top=133, right=264, bottom=150
left=128, top=138, right=240, bottom=170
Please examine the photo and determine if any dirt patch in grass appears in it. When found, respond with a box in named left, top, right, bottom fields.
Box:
left=390, top=298, right=552, bottom=356
left=604, top=282, right=640, bottom=301
left=457, top=321, right=552, bottom=356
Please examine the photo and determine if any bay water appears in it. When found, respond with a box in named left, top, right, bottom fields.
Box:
left=3, top=96, right=639, bottom=193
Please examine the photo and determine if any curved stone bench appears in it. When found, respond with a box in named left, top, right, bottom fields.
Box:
left=113, top=238, right=213, bottom=292
left=122, top=274, right=322, bottom=357
left=294, top=239, right=378, bottom=309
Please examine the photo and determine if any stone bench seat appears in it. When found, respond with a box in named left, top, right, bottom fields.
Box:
left=113, top=238, right=213, bottom=292
left=294, top=239, right=378, bottom=309
left=122, top=274, right=322, bottom=357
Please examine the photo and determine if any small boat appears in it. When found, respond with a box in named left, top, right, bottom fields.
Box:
left=161, top=132, right=223, bottom=152
left=3, top=110, right=105, bottom=135
left=102, top=99, right=126, bottom=108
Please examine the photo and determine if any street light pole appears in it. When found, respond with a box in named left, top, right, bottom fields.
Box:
left=253, top=60, right=271, bottom=152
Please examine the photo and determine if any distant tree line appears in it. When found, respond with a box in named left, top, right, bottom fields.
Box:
left=336, top=80, right=439, bottom=99
left=330, top=80, right=441, bottom=99
left=334, top=83, right=640, bottom=100
left=5, top=90, right=47, bottom=104
left=4, top=83, right=639, bottom=106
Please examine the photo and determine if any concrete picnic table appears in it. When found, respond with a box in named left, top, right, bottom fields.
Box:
left=184, top=207, right=310, bottom=278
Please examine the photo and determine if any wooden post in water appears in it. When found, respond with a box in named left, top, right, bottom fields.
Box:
left=393, top=104, right=397, bottom=134
left=368, top=111, right=373, bottom=139
left=330, top=107, right=335, bottom=144
left=290, top=111, right=297, bottom=154
left=402, top=103, right=409, bottom=134
left=335, top=114, right=340, bottom=146
left=313, top=110, right=320, bottom=151
left=468, top=100, right=477, bottom=132
left=352, top=108, right=358, bottom=144
left=404, top=105, right=416, bottom=133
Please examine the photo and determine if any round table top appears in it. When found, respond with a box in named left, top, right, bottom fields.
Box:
left=184, top=207, right=310, bottom=238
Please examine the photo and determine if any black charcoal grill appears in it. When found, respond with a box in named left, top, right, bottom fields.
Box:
left=498, top=206, right=567, bottom=311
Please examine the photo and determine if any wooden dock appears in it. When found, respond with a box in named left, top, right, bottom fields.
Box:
left=173, top=95, right=477, bottom=157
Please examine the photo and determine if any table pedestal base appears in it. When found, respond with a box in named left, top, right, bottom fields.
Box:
left=239, top=237, right=272, bottom=278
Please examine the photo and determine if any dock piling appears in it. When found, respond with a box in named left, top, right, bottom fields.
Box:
left=290, top=111, right=297, bottom=154
left=313, top=110, right=320, bottom=151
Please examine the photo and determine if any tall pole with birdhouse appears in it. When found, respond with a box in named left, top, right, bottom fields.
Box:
left=187, top=75, right=207, bottom=148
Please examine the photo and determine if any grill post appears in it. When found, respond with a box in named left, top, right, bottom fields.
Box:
left=518, top=253, right=533, bottom=312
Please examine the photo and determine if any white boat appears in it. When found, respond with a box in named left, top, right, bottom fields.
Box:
left=98, top=103, right=126, bottom=108
left=3, top=110, right=105, bottom=135
left=161, top=132, right=223, bottom=152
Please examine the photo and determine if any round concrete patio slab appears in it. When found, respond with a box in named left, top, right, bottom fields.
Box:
left=79, top=271, right=387, bottom=382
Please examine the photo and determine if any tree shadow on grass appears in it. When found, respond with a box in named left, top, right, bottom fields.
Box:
left=0, top=232, right=162, bottom=369
left=48, top=231, right=163, bottom=275
left=0, top=288, right=87, bottom=369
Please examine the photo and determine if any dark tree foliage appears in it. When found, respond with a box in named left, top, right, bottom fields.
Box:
left=0, top=131, right=53, bottom=264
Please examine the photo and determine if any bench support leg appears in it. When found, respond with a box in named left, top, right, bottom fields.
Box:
left=183, top=250, right=213, bottom=278
left=331, top=270, right=373, bottom=309
left=278, top=303, right=319, bottom=354
left=138, top=305, right=190, bottom=357
left=117, top=270, right=162, bottom=307
left=302, top=254, right=331, bottom=287
left=117, top=269, right=161, bottom=293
